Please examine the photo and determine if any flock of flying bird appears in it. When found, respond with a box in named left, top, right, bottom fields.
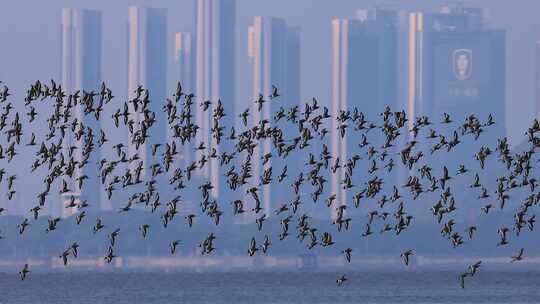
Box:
left=0, top=79, right=537, bottom=289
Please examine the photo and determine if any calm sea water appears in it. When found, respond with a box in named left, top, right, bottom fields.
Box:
left=0, top=271, right=538, bottom=304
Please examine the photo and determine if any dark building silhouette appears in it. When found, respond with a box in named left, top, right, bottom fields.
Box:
left=405, top=5, right=506, bottom=138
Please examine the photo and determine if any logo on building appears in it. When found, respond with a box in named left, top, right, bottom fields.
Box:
left=453, top=49, right=472, bottom=81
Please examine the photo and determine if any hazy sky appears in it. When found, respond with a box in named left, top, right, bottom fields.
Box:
left=0, top=0, right=539, bottom=146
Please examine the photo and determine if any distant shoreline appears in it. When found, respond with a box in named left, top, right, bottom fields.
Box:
left=0, top=255, right=538, bottom=272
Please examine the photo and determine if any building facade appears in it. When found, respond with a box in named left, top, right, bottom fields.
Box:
left=330, top=8, right=399, bottom=219
left=195, top=0, right=236, bottom=199
left=127, top=6, right=167, bottom=180
left=172, top=32, right=195, bottom=169
left=247, top=16, right=301, bottom=218
left=404, top=6, right=506, bottom=137
left=60, top=8, right=103, bottom=218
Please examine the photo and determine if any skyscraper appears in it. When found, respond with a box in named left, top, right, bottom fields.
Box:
left=195, top=0, right=236, bottom=199
left=127, top=6, right=167, bottom=180
left=172, top=32, right=195, bottom=168
left=405, top=6, right=505, bottom=134
left=330, top=8, right=399, bottom=219
left=402, top=11, right=425, bottom=133
left=60, top=8, right=102, bottom=218
left=398, top=6, right=506, bottom=217
left=247, top=16, right=300, bottom=218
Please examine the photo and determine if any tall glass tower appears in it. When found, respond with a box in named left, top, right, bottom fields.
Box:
left=60, top=8, right=103, bottom=218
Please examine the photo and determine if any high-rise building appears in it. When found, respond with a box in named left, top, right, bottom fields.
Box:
left=60, top=8, right=102, bottom=218
left=195, top=0, right=236, bottom=198
left=404, top=6, right=506, bottom=136
left=127, top=6, right=167, bottom=180
left=247, top=16, right=300, bottom=218
left=399, top=6, right=506, bottom=217
left=330, top=8, right=399, bottom=219
left=172, top=32, right=195, bottom=168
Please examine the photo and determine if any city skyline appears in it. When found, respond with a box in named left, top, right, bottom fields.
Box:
left=0, top=1, right=529, bottom=218
left=1, top=1, right=536, bottom=139
left=1, top=2, right=540, bottom=302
